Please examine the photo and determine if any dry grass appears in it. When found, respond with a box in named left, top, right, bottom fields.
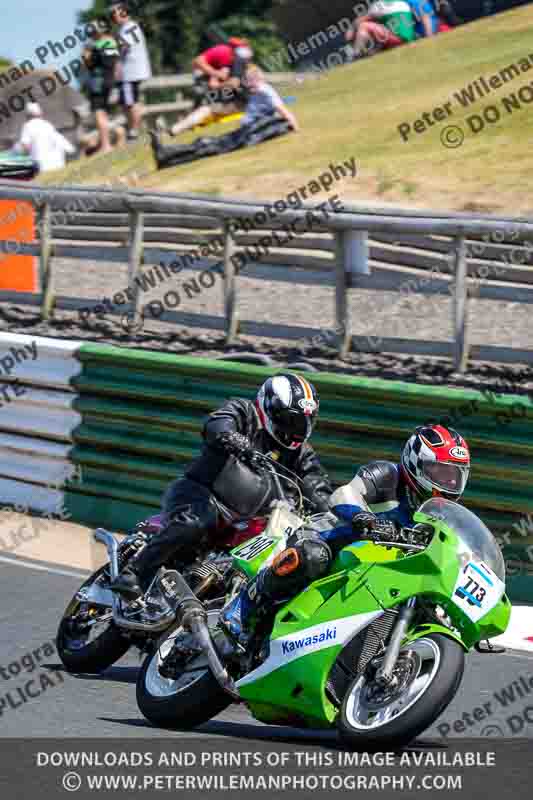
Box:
left=45, top=6, right=533, bottom=213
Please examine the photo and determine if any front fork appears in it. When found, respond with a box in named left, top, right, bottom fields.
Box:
left=375, top=597, right=417, bottom=686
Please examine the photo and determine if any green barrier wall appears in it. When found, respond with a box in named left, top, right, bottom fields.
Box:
left=66, top=343, right=533, bottom=600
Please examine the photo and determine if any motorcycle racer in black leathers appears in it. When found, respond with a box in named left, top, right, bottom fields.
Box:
left=111, top=373, right=332, bottom=597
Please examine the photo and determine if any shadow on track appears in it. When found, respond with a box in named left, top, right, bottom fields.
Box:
left=95, top=710, right=448, bottom=753
left=49, top=663, right=449, bottom=750
left=46, top=663, right=139, bottom=685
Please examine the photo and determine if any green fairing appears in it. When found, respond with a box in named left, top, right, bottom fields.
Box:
left=231, top=505, right=511, bottom=727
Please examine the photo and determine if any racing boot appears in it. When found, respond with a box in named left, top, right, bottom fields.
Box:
left=110, top=505, right=212, bottom=600
left=220, top=577, right=266, bottom=649
left=108, top=562, right=147, bottom=600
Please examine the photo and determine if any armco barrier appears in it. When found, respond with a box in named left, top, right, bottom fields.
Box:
left=0, top=333, right=531, bottom=601
left=2, top=184, right=533, bottom=372
left=0, top=333, right=81, bottom=515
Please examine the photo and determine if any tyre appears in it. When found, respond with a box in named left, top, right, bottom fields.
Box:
left=57, top=567, right=130, bottom=673
left=338, top=634, right=465, bottom=747
left=136, top=611, right=230, bottom=729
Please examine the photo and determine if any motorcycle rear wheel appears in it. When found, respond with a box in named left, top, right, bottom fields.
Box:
left=338, top=633, right=464, bottom=747
left=57, top=566, right=130, bottom=673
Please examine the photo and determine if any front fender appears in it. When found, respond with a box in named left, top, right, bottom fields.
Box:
left=404, top=623, right=468, bottom=652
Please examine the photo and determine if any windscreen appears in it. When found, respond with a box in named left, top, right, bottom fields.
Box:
left=416, top=498, right=505, bottom=581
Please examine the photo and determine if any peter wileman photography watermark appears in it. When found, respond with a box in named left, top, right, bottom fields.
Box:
left=76, top=157, right=357, bottom=333
left=0, top=0, right=163, bottom=127
left=0, top=463, right=83, bottom=555
left=0, top=340, right=39, bottom=412
left=438, top=671, right=533, bottom=738
left=0, top=640, right=64, bottom=718
left=307, top=220, right=533, bottom=356
left=31, top=747, right=478, bottom=793
left=426, top=372, right=532, bottom=432
left=397, top=54, right=533, bottom=147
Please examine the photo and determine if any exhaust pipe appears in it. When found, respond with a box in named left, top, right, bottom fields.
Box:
left=92, top=531, right=239, bottom=687
left=93, top=529, right=175, bottom=633
left=183, top=607, right=240, bottom=701
left=162, top=570, right=240, bottom=702
left=94, top=528, right=120, bottom=580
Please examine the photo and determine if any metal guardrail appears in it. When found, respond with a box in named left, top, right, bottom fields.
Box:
left=141, top=71, right=297, bottom=94
left=1, top=183, right=533, bottom=372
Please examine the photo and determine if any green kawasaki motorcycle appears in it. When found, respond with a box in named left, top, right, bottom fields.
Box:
left=136, top=454, right=510, bottom=746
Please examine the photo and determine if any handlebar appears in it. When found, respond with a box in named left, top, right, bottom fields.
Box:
left=244, top=450, right=304, bottom=513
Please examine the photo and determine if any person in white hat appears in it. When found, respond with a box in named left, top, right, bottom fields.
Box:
left=15, top=103, right=75, bottom=174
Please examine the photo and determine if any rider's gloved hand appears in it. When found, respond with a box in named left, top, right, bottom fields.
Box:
left=218, top=431, right=255, bottom=461
left=351, top=511, right=378, bottom=536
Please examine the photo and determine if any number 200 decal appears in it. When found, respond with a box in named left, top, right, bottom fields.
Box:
left=234, top=536, right=275, bottom=561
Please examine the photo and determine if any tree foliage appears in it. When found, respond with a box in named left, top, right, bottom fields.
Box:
left=77, top=0, right=288, bottom=73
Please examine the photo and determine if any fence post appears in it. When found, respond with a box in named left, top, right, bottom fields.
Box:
left=223, top=222, right=239, bottom=344
left=127, top=208, right=144, bottom=328
left=335, top=230, right=352, bottom=357
left=39, top=202, right=54, bottom=320
left=344, top=230, right=370, bottom=277
left=453, top=235, right=469, bottom=373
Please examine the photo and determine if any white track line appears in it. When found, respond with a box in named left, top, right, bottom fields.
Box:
left=0, top=553, right=88, bottom=579
left=493, top=605, right=533, bottom=654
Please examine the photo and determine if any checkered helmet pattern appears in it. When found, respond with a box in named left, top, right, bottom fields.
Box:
left=401, top=424, right=470, bottom=506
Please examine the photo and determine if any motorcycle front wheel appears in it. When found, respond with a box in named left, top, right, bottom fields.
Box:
left=338, top=633, right=465, bottom=747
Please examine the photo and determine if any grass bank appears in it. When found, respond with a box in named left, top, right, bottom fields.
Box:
left=44, top=6, right=533, bottom=214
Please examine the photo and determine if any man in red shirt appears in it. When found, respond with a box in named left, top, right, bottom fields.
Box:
left=166, top=37, right=253, bottom=137
left=195, top=40, right=244, bottom=80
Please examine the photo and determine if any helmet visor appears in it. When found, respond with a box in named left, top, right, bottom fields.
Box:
left=422, top=461, right=469, bottom=495
left=271, top=407, right=314, bottom=447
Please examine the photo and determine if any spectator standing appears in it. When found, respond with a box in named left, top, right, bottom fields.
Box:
left=168, top=38, right=253, bottom=137
left=82, top=21, right=120, bottom=154
left=346, top=0, right=416, bottom=56
left=14, top=103, right=75, bottom=173
left=109, top=1, right=152, bottom=141
left=407, top=0, right=439, bottom=37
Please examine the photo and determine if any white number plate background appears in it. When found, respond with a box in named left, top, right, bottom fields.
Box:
left=452, top=558, right=505, bottom=623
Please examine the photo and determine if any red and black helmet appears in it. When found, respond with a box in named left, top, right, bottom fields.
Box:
left=255, top=373, right=319, bottom=450
left=401, top=425, right=470, bottom=507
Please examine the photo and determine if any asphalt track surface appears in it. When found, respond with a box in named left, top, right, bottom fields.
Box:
left=1, top=553, right=533, bottom=743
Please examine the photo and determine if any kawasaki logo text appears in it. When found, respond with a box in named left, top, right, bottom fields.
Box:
left=281, top=627, right=336, bottom=655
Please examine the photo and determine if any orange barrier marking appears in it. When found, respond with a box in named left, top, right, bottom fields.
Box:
left=0, top=200, right=37, bottom=292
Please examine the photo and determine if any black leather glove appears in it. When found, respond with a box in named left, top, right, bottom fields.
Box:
left=351, top=511, right=379, bottom=536
left=352, top=512, right=398, bottom=541
left=218, top=431, right=254, bottom=460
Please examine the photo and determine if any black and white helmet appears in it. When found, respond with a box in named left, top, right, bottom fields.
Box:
left=256, top=373, right=319, bottom=450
